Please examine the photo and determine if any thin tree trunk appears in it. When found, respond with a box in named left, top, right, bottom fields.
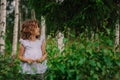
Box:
left=55, top=0, right=64, bottom=53
left=114, top=11, right=119, bottom=50
left=41, top=16, right=46, bottom=40
left=56, top=0, right=64, bottom=3
left=56, top=31, right=64, bottom=53
left=31, top=9, right=36, bottom=20
left=25, top=6, right=28, bottom=19
left=0, top=0, right=6, bottom=54
left=12, top=0, right=19, bottom=55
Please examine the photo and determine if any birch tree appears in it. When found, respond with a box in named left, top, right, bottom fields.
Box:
left=56, top=0, right=64, bottom=53
left=56, top=31, right=64, bottom=53
left=31, top=9, right=36, bottom=20
left=56, top=0, right=64, bottom=3
left=0, top=0, right=6, bottom=54
left=114, top=3, right=120, bottom=50
left=25, top=6, right=28, bottom=19
left=12, top=0, right=19, bottom=55
left=41, top=16, right=46, bottom=40
left=115, top=16, right=119, bottom=49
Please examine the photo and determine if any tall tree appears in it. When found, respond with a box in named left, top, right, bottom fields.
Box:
left=114, top=0, right=120, bottom=49
left=56, top=31, right=64, bottom=53
left=115, top=14, right=119, bottom=49
left=41, top=16, right=46, bottom=40
left=0, top=0, right=6, bottom=54
left=12, top=0, right=19, bottom=55
left=31, top=9, right=36, bottom=19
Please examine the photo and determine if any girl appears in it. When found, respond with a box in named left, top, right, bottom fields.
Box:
left=18, top=19, right=47, bottom=80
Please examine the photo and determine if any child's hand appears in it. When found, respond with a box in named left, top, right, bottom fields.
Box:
left=36, top=54, right=47, bottom=63
left=26, top=58, right=35, bottom=64
left=36, top=58, right=43, bottom=63
left=42, top=54, right=47, bottom=60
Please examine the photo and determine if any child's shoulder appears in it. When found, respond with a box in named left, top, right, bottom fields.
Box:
left=19, top=39, right=28, bottom=42
left=19, top=39, right=29, bottom=46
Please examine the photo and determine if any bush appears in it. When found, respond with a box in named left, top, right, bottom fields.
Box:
left=46, top=34, right=120, bottom=80
left=0, top=55, right=23, bottom=80
left=0, top=34, right=120, bottom=80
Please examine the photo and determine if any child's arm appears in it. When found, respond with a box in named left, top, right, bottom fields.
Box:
left=41, top=40, right=47, bottom=56
left=36, top=54, right=47, bottom=63
left=18, top=44, right=35, bottom=63
left=36, top=40, right=47, bottom=63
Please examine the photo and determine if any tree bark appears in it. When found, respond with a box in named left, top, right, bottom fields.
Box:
left=56, top=31, right=64, bottom=53
left=41, top=16, right=46, bottom=40
left=0, top=0, right=6, bottom=54
left=12, top=0, right=19, bottom=55
left=114, top=11, right=119, bottom=49
left=56, top=0, right=64, bottom=3
left=55, top=0, right=64, bottom=53
left=31, top=9, right=36, bottom=20
left=25, top=6, right=28, bottom=19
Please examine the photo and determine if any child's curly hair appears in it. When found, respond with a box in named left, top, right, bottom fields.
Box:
left=20, top=19, right=40, bottom=40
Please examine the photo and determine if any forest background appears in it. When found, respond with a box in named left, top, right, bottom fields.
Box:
left=0, top=0, right=120, bottom=80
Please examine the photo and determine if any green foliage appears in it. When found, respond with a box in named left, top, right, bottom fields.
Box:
left=0, top=55, right=23, bottom=80
left=28, top=0, right=119, bottom=35
left=1, top=33, right=120, bottom=80
left=5, top=40, right=12, bottom=54
left=46, top=34, right=120, bottom=80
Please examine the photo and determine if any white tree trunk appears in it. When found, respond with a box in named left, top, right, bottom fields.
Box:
left=56, top=31, right=64, bottom=53
left=115, top=14, right=119, bottom=49
left=0, top=0, right=6, bottom=54
left=12, top=0, right=19, bottom=55
left=56, top=0, right=64, bottom=3
left=41, top=16, right=46, bottom=40
left=55, top=0, right=64, bottom=53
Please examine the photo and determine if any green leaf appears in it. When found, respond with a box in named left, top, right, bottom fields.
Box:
left=56, top=63, right=65, bottom=73
left=79, top=43, right=85, bottom=49
left=96, top=62, right=101, bottom=68
left=93, top=74, right=98, bottom=79
left=115, top=60, right=120, bottom=66
left=78, top=57, right=86, bottom=65
left=89, top=60, right=96, bottom=66
left=94, top=41, right=99, bottom=47
left=103, top=56, right=112, bottom=67
left=86, top=49, right=93, bottom=55
left=63, top=38, right=69, bottom=43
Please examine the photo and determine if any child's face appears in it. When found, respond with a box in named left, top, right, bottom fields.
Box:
left=35, top=26, right=40, bottom=36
